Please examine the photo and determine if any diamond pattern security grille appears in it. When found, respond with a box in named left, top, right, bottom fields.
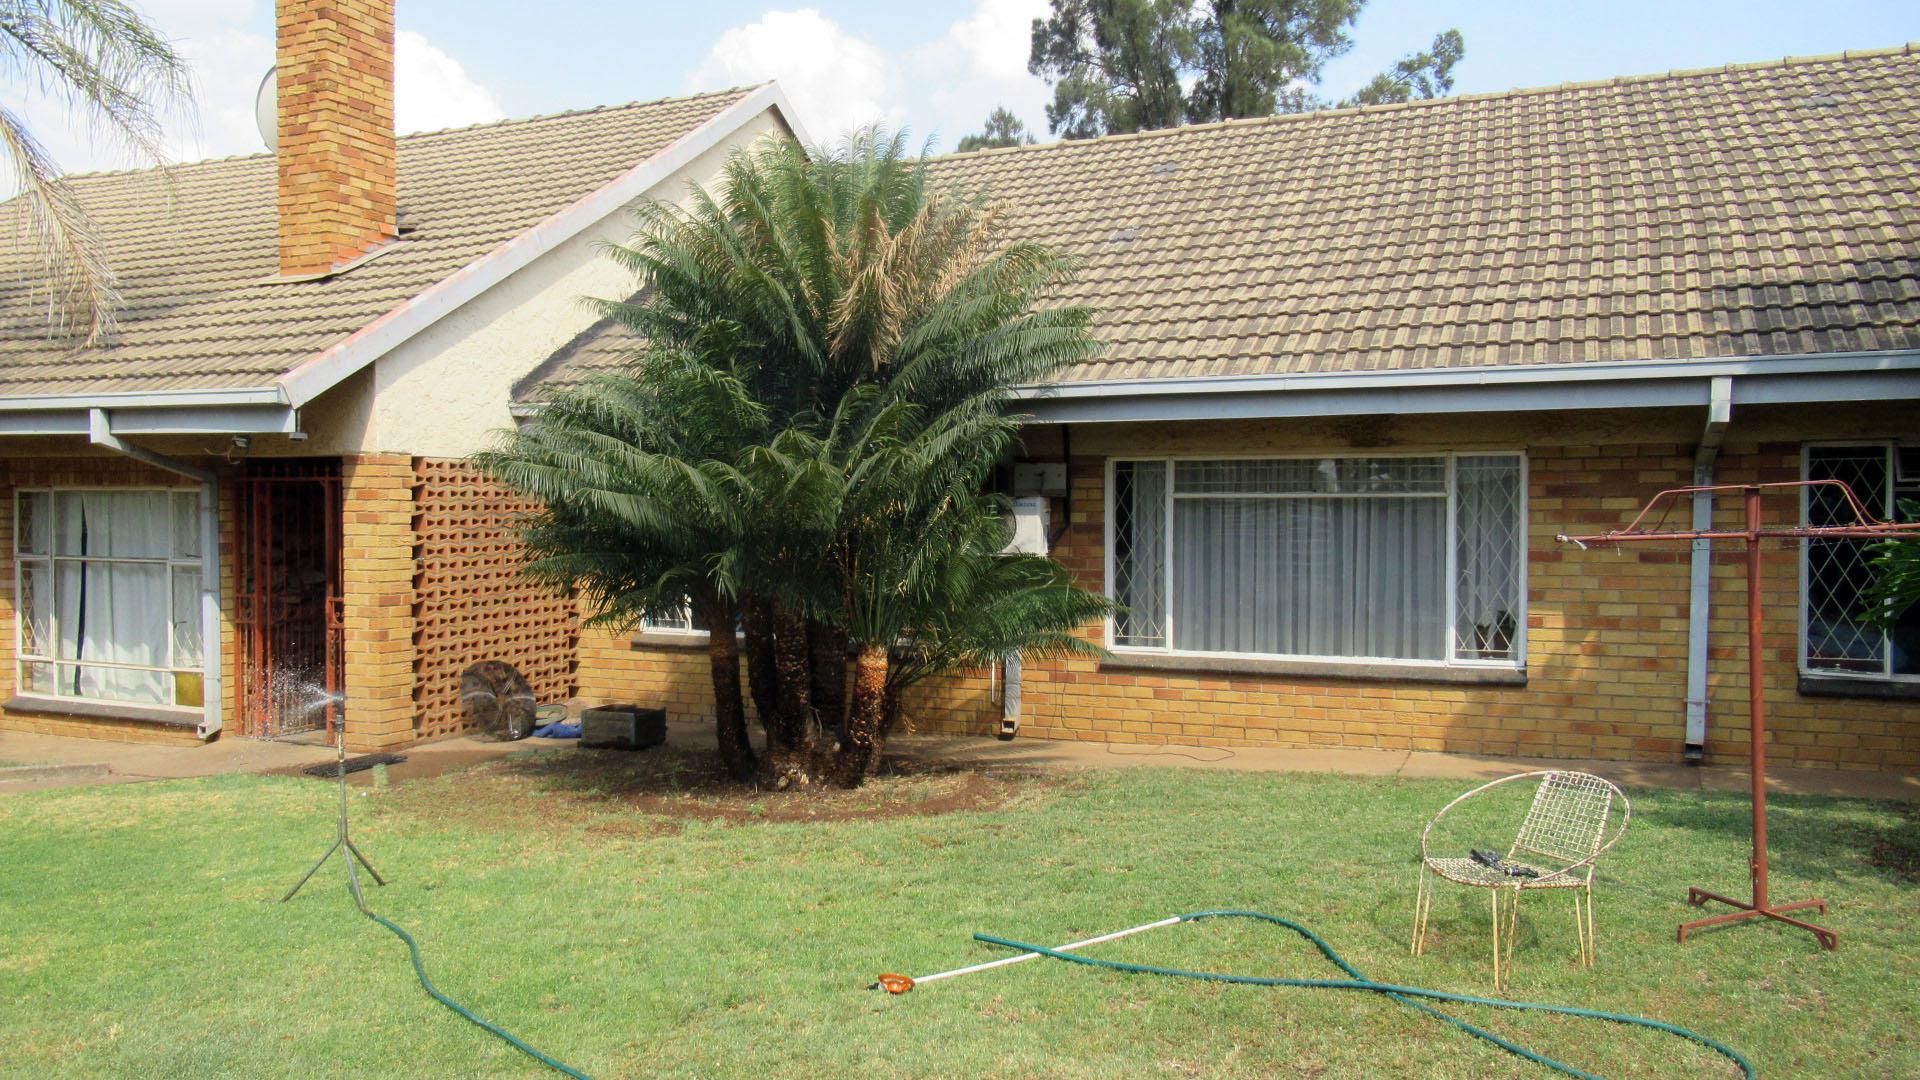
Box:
left=1454, top=456, right=1524, bottom=661
left=412, top=460, right=578, bottom=739
left=1112, top=461, right=1167, bottom=647
left=1805, top=447, right=1890, bottom=674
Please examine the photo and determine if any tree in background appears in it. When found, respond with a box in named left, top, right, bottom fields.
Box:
left=1028, top=0, right=1463, bottom=137
left=1027, top=0, right=1190, bottom=137
left=1, top=0, right=191, bottom=343
left=956, top=106, right=1037, bottom=152
left=1340, top=29, right=1464, bottom=106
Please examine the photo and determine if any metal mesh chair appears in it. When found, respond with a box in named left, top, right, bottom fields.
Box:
left=1411, top=770, right=1630, bottom=992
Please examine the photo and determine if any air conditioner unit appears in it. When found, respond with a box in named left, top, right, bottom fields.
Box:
left=1012, top=462, right=1068, bottom=497
left=1005, top=496, right=1050, bottom=555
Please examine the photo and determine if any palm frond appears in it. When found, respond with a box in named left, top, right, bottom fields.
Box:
left=0, top=0, right=192, bottom=343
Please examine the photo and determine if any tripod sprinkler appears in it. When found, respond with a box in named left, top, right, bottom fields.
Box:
left=282, top=707, right=387, bottom=907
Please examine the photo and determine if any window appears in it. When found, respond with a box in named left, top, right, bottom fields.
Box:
left=1109, top=454, right=1526, bottom=666
left=1803, top=444, right=1918, bottom=680
left=14, top=490, right=207, bottom=709
left=642, top=604, right=697, bottom=633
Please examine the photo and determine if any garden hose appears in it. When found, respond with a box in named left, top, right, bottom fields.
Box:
left=971, top=910, right=1755, bottom=1080
left=361, top=905, right=596, bottom=1080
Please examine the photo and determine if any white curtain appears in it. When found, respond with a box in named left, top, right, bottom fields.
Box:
left=1173, top=495, right=1446, bottom=660
left=53, top=492, right=172, bottom=705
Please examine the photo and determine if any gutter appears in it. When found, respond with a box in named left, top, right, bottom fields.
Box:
left=1683, top=377, right=1733, bottom=762
left=86, top=410, right=225, bottom=739
left=0, top=386, right=299, bottom=437
left=1007, top=349, right=1920, bottom=423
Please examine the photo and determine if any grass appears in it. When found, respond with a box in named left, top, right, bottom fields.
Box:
left=0, top=750, right=1915, bottom=1079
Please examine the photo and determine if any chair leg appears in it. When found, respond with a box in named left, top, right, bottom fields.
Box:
left=1501, top=887, right=1520, bottom=992
left=1489, top=888, right=1501, bottom=990
left=1412, top=867, right=1431, bottom=956
left=1584, top=881, right=1597, bottom=967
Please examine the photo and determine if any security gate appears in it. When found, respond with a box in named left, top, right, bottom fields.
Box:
left=234, top=461, right=343, bottom=739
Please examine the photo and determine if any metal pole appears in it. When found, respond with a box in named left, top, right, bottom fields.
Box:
left=874, top=916, right=1185, bottom=993
left=1743, top=486, right=1769, bottom=912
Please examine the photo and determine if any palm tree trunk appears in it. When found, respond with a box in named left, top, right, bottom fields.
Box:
left=699, top=600, right=756, bottom=781
left=835, top=644, right=889, bottom=787
left=741, top=597, right=779, bottom=731
left=770, top=607, right=816, bottom=752
left=808, top=619, right=849, bottom=744
left=879, top=680, right=905, bottom=739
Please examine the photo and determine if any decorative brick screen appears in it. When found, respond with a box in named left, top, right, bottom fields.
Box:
left=411, top=459, right=577, bottom=739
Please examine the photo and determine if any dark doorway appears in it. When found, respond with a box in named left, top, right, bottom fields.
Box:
left=234, top=460, right=344, bottom=739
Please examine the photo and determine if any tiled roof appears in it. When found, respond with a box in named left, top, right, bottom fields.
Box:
left=0, top=87, right=756, bottom=398
left=533, top=47, right=1920, bottom=395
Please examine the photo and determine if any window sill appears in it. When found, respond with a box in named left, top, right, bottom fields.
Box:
left=1798, top=674, right=1920, bottom=702
left=1100, top=652, right=1527, bottom=686
left=4, top=694, right=203, bottom=728
left=631, top=630, right=712, bottom=650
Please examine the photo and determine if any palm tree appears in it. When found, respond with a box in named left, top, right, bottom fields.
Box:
left=1862, top=499, right=1920, bottom=630
left=474, top=353, right=771, bottom=780
left=2, top=0, right=191, bottom=343
left=878, top=505, right=1112, bottom=738
left=494, top=129, right=1109, bottom=787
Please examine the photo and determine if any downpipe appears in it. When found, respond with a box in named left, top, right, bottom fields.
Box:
left=88, top=409, right=225, bottom=738
left=1683, top=378, right=1732, bottom=763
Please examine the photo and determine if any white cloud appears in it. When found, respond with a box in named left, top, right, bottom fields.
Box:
left=687, top=9, right=901, bottom=146
left=395, top=29, right=505, bottom=134
left=913, top=0, right=1053, bottom=147
left=689, top=1, right=1053, bottom=154
left=171, top=28, right=275, bottom=161
left=1, top=16, right=503, bottom=187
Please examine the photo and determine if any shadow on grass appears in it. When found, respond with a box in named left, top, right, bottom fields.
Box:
left=1635, top=788, right=1920, bottom=886
left=370, top=744, right=1046, bottom=833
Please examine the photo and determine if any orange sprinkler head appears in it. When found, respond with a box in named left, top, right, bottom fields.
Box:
left=874, top=974, right=915, bottom=994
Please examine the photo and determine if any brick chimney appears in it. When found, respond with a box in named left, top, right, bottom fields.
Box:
left=275, top=0, right=397, bottom=277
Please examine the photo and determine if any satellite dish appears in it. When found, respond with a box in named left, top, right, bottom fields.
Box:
left=254, top=66, right=277, bottom=151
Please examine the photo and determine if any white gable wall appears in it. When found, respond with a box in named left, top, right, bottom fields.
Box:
left=297, top=105, right=791, bottom=459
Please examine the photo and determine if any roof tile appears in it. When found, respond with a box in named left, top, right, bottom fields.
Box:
left=0, top=87, right=756, bottom=398
left=536, top=50, right=1919, bottom=396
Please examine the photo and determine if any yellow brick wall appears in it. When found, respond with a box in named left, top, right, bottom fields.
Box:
left=579, top=409, right=1920, bottom=773
left=340, top=453, right=416, bottom=750
left=276, top=0, right=397, bottom=275
left=576, top=630, right=720, bottom=721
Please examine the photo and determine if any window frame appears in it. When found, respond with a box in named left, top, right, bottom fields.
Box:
left=639, top=602, right=700, bottom=636
left=1799, top=441, right=1916, bottom=684
left=12, top=486, right=209, bottom=712
left=1103, top=450, right=1529, bottom=671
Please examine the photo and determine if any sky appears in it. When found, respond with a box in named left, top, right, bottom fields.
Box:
left=9, top=0, right=1920, bottom=179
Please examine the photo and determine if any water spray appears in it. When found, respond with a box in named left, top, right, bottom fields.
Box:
left=281, top=698, right=386, bottom=905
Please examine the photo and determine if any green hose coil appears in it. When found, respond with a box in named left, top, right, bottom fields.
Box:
left=975, top=910, right=1754, bottom=1080
left=364, top=909, right=595, bottom=1080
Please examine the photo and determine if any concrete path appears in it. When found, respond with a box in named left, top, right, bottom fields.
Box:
left=5, top=722, right=1916, bottom=802
left=0, top=728, right=545, bottom=793
left=882, top=731, right=1920, bottom=802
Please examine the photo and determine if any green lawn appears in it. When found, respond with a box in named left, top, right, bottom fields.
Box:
left=1, top=750, right=1914, bottom=1078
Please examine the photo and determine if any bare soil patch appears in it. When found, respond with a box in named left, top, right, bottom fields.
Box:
left=363, top=744, right=1044, bottom=837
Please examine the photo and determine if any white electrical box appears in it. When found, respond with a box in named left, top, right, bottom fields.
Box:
left=1006, top=496, right=1050, bottom=555
left=1012, top=462, right=1068, bottom=497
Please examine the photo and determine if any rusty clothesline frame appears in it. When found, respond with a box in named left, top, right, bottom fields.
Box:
left=1556, top=479, right=1920, bottom=951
